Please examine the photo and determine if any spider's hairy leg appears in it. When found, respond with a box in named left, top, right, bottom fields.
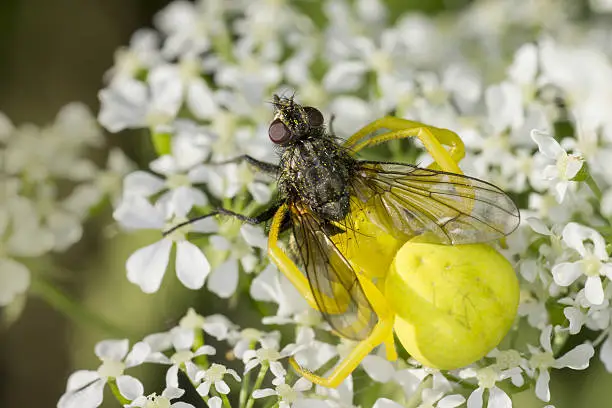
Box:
left=344, top=117, right=465, bottom=173
left=212, top=154, right=280, bottom=175
left=289, top=274, right=395, bottom=388
left=267, top=204, right=321, bottom=310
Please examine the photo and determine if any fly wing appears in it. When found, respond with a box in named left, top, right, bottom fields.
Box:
left=290, top=203, right=377, bottom=341
left=351, top=161, right=520, bottom=244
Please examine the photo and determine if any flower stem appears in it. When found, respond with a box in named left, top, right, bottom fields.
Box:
left=586, top=174, right=603, bottom=200
left=221, top=393, right=232, bottom=408
left=239, top=369, right=252, bottom=408
left=108, top=378, right=130, bottom=405
left=30, top=278, right=127, bottom=337
left=245, top=363, right=269, bottom=408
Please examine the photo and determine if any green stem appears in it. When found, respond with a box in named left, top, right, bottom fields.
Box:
left=30, top=278, right=127, bottom=337
left=239, top=369, right=252, bottom=408
left=221, top=393, right=232, bottom=408
left=246, top=363, right=269, bottom=408
left=108, top=378, right=130, bottom=405
left=586, top=174, right=603, bottom=200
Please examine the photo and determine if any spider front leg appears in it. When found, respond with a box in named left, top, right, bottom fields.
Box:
left=344, top=117, right=465, bottom=174
left=288, top=273, right=396, bottom=388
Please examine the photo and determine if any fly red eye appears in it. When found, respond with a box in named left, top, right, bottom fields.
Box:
left=269, top=119, right=292, bottom=144
left=304, top=106, right=324, bottom=127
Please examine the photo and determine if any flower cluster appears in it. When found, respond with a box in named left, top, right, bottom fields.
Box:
left=0, top=0, right=609, bottom=407
left=0, top=103, right=132, bottom=315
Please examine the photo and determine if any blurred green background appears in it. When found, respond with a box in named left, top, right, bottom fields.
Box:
left=0, top=0, right=611, bottom=407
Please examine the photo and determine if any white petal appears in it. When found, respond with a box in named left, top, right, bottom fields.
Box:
left=553, top=343, right=594, bottom=369
left=0, top=258, right=31, bottom=306
left=215, top=380, right=230, bottom=394
left=252, top=388, right=277, bottom=398
left=535, top=369, right=550, bottom=401
left=126, top=239, right=172, bottom=293
left=116, top=375, right=144, bottom=400
left=191, top=216, right=218, bottom=234
left=467, top=387, right=484, bottom=408
left=113, top=196, right=165, bottom=230
left=247, top=182, right=272, bottom=204
left=565, top=156, right=583, bottom=179
left=584, top=276, right=604, bottom=305
left=196, top=381, right=211, bottom=396
left=148, top=65, right=183, bottom=118
left=531, top=129, right=565, bottom=159
left=360, top=355, right=395, bottom=383
left=600, top=336, right=612, bottom=372
left=172, top=403, right=196, bottom=408
left=95, top=339, right=129, bottom=361
left=64, top=370, right=101, bottom=391
left=175, top=240, right=210, bottom=289
left=163, top=386, right=185, bottom=400
left=125, top=342, right=151, bottom=367
left=551, top=262, right=582, bottom=287
left=488, top=386, right=512, bottom=408
left=323, top=61, right=367, bottom=92
left=58, top=378, right=105, bottom=408
left=240, top=224, right=267, bottom=249
left=372, top=398, right=404, bottom=408
left=438, top=394, right=466, bottom=408
left=563, top=307, right=585, bottom=334
left=166, top=365, right=180, bottom=388
left=171, top=327, right=195, bottom=350
left=540, top=325, right=553, bottom=353
left=98, top=79, right=148, bottom=132
left=207, top=259, right=239, bottom=298
left=554, top=181, right=568, bottom=203
left=194, top=345, right=216, bottom=356
left=207, top=396, right=222, bottom=408
left=187, top=80, right=218, bottom=119
left=293, top=377, right=312, bottom=392
left=526, top=217, right=551, bottom=235
left=123, top=171, right=166, bottom=196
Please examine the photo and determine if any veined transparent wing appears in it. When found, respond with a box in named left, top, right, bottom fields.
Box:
left=289, top=202, right=377, bottom=341
left=351, top=161, right=520, bottom=244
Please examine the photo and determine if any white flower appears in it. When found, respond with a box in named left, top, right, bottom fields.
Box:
left=98, top=66, right=185, bottom=133
left=113, top=195, right=215, bottom=293
left=250, top=264, right=310, bottom=319
left=0, top=198, right=54, bottom=306
left=179, top=308, right=237, bottom=341
left=527, top=325, right=594, bottom=402
left=460, top=365, right=518, bottom=408
left=107, top=29, right=162, bottom=84
left=531, top=129, right=584, bottom=203
left=164, top=327, right=216, bottom=389
left=124, top=386, right=192, bottom=408
left=551, top=222, right=612, bottom=305
left=243, top=334, right=293, bottom=378
left=195, top=363, right=241, bottom=396
left=58, top=339, right=150, bottom=408
left=122, top=130, right=209, bottom=216
left=205, top=223, right=267, bottom=299
left=252, top=377, right=312, bottom=408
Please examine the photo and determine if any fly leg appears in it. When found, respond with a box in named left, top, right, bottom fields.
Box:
left=163, top=204, right=281, bottom=236
left=213, top=155, right=279, bottom=175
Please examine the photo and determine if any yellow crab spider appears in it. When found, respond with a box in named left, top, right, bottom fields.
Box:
left=267, top=117, right=519, bottom=387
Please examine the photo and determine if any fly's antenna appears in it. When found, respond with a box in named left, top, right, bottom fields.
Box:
left=162, top=211, right=219, bottom=236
